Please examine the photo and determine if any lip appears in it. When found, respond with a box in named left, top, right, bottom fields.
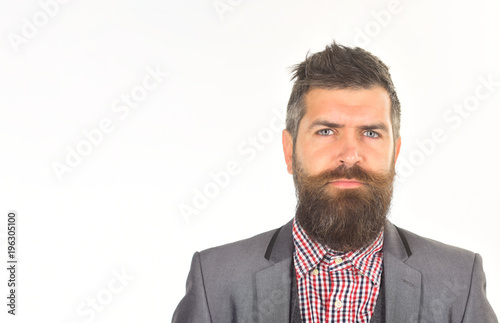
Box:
left=329, top=179, right=364, bottom=188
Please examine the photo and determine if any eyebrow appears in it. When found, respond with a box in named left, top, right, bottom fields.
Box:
left=308, top=119, right=390, bottom=133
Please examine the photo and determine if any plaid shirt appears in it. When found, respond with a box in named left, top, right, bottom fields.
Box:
left=292, top=218, right=384, bottom=323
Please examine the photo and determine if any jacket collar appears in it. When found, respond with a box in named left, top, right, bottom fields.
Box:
left=254, top=220, right=294, bottom=322
left=255, top=219, right=422, bottom=322
left=383, top=222, right=422, bottom=322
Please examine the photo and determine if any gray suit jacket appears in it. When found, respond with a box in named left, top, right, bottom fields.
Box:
left=172, top=220, right=497, bottom=322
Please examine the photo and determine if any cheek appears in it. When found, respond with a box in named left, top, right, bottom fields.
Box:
left=297, top=144, right=334, bottom=173
left=369, top=146, right=394, bottom=171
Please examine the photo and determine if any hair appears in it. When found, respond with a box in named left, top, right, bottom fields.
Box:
left=286, top=42, right=401, bottom=143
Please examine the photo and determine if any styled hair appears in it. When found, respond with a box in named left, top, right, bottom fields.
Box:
left=286, top=42, right=401, bottom=143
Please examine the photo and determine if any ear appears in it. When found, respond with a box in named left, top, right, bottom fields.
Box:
left=282, top=129, right=294, bottom=174
left=393, top=136, right=402, bottom=166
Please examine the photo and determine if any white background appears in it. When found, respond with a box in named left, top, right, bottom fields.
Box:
left=1, top=0, right=499, bottom=322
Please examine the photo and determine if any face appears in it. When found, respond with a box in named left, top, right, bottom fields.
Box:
left=284, top=86, right=400, bottom=178
left=282, top=87, right=402, bottom=251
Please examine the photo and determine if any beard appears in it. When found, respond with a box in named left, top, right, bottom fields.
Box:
left=293, top=154, right=396, bottom=252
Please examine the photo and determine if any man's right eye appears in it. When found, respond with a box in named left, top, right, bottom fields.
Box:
left=317, top=129, right=334, bottom=136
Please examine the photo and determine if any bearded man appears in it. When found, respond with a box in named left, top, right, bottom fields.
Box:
left=172, top=42, right=497, bottom=323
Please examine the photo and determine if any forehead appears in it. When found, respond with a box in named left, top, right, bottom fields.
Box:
left=301, top=87, right=392, bottom=127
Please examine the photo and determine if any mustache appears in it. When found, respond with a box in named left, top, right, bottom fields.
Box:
left=310, top=163, right=388, bottom=186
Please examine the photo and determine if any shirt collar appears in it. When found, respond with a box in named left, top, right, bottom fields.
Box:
left=292, top=217, right=384, bottom=285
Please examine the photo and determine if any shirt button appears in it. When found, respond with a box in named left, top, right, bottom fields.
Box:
left=335, top=257, right=343, bottom=264
left=335, top=300, right=342, bottom=309
left=312, top=268, right=319, bottom=275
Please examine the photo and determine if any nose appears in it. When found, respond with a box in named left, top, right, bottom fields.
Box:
left=336, top=135, right=361, bottom=167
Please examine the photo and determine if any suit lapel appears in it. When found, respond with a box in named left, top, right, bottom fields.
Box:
left=255, top=258, right=293, bottom=322
left=383, top=221, right=422, bottom=322
left=258, top=219, right=423, bottom=322
left=255, top=220, right=295, bottom=323
left=289, top=271, right=302, bottom=323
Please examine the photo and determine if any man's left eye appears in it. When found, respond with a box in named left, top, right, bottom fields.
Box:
left=364, top=130, right=379, bottom=138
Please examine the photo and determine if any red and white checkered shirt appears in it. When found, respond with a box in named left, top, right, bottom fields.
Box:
left=292, top=218, right=384, bottom=323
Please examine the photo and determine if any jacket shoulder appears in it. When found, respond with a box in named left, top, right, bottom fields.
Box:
left=394, top=225, right=477, bottom=302
left=397, top=226, right=476, bottom=266
left=198, top=226, right=280, bottom=274
left=172, top=227, right=285, bottom=323
left=392, top=226, right=498, bottom=322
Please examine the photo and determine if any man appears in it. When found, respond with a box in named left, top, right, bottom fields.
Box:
left=172, top=42, right=497, bottom=322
